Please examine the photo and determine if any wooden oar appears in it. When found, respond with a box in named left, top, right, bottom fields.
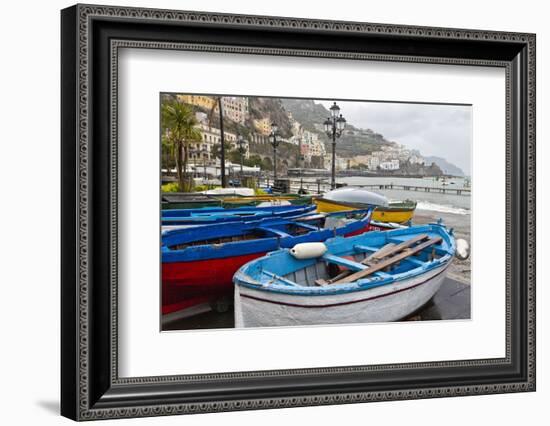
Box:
left=375, top=234, right=429, bottom=258
left=331, top=236, right=442, bottom=284
left=315, top=234, right=430, bottom=286
left=315, top=243, right=396, bottom=286
left=365, top=242, right=397, bottom=262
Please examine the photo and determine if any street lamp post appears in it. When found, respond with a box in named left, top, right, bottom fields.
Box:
left=324, top=102, right=346, bottom=190
left=269, top=123, right=280, bottom=183
left=217, top=97, right=227, bottom=188
left=297, top=135, right=304, bottom=193
left=237, top=134, right=246, bottom=178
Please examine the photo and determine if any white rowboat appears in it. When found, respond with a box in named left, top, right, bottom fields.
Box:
left=233, top=224, right=456, bottom=327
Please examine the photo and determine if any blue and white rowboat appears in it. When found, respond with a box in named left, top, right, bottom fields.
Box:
left=233, top=224, right=457, bottom=327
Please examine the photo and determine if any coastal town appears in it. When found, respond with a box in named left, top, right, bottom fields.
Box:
left=161, top=94, right=457, bottom=191
left=160, top=94, right=471, bottom=331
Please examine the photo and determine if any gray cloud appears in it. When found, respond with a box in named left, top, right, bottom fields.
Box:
left=317, top=100, right=472, bottom=175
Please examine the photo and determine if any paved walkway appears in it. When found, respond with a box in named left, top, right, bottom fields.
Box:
left=403, top=278, right=470, bottom=321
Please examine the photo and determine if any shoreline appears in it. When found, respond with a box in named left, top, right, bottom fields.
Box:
left=413, top=209, right=471, bottom=285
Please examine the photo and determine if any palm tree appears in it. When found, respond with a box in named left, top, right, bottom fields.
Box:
left=161, top=100, right=202, bottom=191
left=161, top=134, right=176, bottom=175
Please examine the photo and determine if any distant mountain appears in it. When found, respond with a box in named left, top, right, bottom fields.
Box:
left=423, top=156, right=465, bottom=177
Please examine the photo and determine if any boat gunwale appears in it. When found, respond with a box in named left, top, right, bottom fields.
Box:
left=161, top=204, right=315, bottom=218
left=237, top=266, right=450, bottom=308
left=161, top=207, right=317, bottom=226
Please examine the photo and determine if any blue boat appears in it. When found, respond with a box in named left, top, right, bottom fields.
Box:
left=233, top=223, right=458, bottom=327
left=161, top=204, right=316, bottom=226
left=161, top=209, right=373, bottom=316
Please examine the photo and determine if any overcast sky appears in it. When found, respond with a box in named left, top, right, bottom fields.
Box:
left=317, top=100, right=472, bottom=175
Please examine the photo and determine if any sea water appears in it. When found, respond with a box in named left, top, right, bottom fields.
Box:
left=336, top=176, right=471, bottom=214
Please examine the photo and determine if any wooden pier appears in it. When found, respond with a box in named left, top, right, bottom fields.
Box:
left=354, top=183, right=470, bottom=196
left=265, top=178, right=471, bottom=196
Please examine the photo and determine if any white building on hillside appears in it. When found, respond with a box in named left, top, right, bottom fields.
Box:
left=368, top=156, right=380, bottom=170
left=379, top=159, right=400, bottom=170
left=188, top=124, right=249, bottom=162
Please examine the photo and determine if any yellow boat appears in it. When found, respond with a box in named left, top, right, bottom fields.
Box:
left=314, top=197, right=416, bottom=224
left=372, top=201, right=416, bottom=223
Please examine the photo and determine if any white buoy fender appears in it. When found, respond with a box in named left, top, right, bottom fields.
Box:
left=455, top=238, right=470, bottom=260
left=290, top=242, right=328, bottom=259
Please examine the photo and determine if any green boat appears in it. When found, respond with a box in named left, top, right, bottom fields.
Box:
left=161, top=193, right=222, bottom=210
left=162, top=192, right=313, bottom=210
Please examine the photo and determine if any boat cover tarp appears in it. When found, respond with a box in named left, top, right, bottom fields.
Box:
left=323, top=187, right=389, bottom=207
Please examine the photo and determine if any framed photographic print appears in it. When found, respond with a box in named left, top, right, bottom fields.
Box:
left=61, top=4, right=536, bottom=421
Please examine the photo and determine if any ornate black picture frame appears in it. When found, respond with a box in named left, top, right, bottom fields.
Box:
left=61, top=4, right=536, bottom=421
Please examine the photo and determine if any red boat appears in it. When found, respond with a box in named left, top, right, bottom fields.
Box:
left=161, top=210, right=373, bottom=317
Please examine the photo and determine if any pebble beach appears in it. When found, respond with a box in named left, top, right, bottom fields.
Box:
left=413, top=209, right=471, bottom=285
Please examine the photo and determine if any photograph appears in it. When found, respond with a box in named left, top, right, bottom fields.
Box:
left=160, top=94, right=472, bottom=330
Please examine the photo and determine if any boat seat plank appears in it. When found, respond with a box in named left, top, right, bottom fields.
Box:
left=332, top=236, right=443, bottom=284
left=322, top=254, right=368, bottom=272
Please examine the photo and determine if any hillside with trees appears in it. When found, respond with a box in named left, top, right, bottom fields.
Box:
left=281, top=98, right=395, bottom=156
left=423, top=156, right=466, bottom=177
